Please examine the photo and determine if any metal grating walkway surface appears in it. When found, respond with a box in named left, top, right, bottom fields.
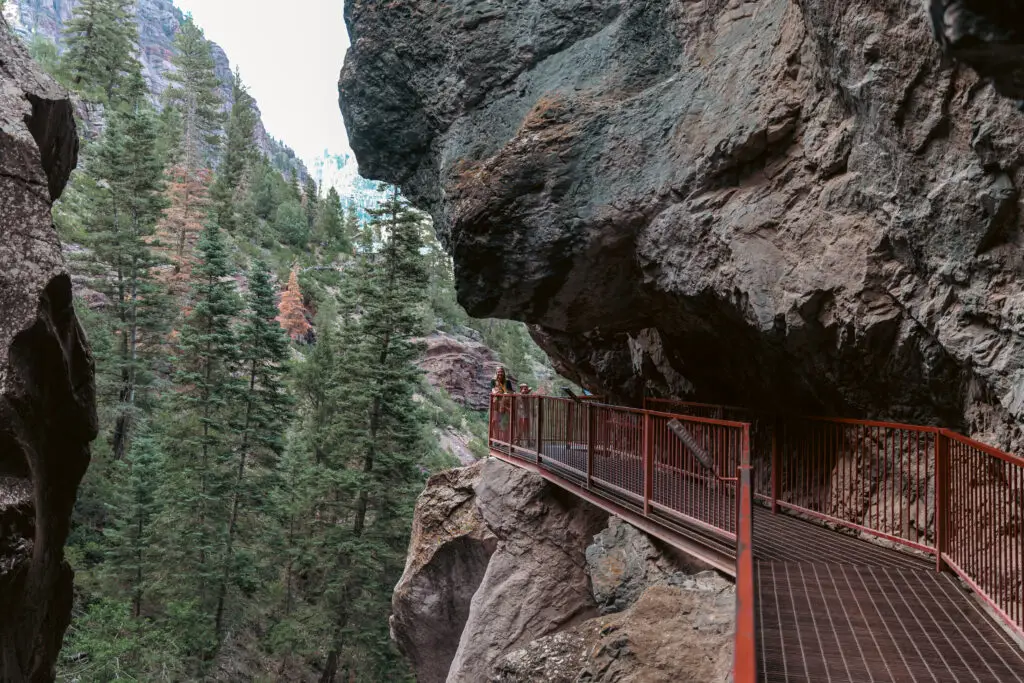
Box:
left=755, top=512, right=1024, bottom=682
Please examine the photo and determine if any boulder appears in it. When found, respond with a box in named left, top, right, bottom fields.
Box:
left=586, top=516, right=722, bottom=615
left=391, top=463, right=497, bottom=683
left=490, top=581, right=735, bottom=683
left=0, top=15, right=95, bottom=682
left=390, top=459, right=607, bottom=682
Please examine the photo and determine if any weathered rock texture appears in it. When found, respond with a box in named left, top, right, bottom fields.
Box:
left=586, top=516, right=720, bottom=615
left=391, top=459, right=608, bottom=683
left=341, top=0, right=1024, bottom=445
left=490, top=580, right=735, bottom=683
left=0, top=17, right=95, bottom=681
left=418, top=331, right=501, bottom=410
left=392, top=460, right=736, bottom=682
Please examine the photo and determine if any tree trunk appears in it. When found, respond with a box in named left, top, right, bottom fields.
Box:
left=213, top=359, right=257, bottom=640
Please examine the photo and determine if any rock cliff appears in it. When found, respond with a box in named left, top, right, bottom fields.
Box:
left=4, top=0, right=306, bottom=176
left=0, top=17, right=95, bottom=681
left=340, top=0, right=1024, bottom=445
left=391, top=460, right=734, bottom=682
left=418, top=331, right=501, bottom=410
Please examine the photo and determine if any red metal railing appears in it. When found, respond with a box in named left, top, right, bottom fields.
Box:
left=489, top=395, right=752, bottom=539
left=734, top=422, right=757, bottom=683
left=644, top=396, right=1024, bottom=639
left=942, top=430, right=1024, bottom=636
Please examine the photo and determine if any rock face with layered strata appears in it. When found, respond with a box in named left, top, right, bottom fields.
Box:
left=418, top=331, right=501, bottom=410
left=0, top=17, right=96, bottom=681
left=340, top=0, right=1024, bottom=447
left=391, top=459, right=608, bottom=682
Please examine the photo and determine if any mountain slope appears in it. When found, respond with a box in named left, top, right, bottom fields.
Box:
left=3, top=0, right=307, bottom=179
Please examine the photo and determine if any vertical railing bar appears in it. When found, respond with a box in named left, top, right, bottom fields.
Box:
left=936, top=429, right=949, bottom=571
left=536, top=397, right=545, bottom=466
left=643, top=413, right=652, bottom=516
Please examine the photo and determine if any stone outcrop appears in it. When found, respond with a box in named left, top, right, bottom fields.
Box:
left=392, top=460, right=736, bottom=682
left=340, top=0, right=1024, bottom=446
left=0, top=17, right=95, bottom=681
left=418, top=331, right=501, bottom=410
left=490, top=580, right=735, bottom=683
left=586, top=516, right=719, bottom=615
left=391, top=459, right=608, bottom=682
left=926, top=0, right=1024, bottom=101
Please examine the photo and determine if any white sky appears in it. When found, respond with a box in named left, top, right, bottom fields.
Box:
left=174, top=0, right=352, bottom=168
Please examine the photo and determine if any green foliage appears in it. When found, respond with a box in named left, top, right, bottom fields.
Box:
left=212, top=70, right=259, bottom=234
left=303, top=176, right=319, bottom=229
left=66, top=74, right=171, bottom=460
left=166, top=15, right=223, bottom=169
left=26, top=34, right=71, bottom=85
left=63, top=0, right=141, bottom=104
left=275, top=199, right=309, bottom=248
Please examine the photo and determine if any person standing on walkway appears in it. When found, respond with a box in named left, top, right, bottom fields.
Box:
left=490, top=367, right=514, bottom=440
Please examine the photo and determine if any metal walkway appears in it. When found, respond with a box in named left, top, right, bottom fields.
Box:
left=489, top=395, right=1024, bottom=683
left=754, top=509, right=1024, bottom=682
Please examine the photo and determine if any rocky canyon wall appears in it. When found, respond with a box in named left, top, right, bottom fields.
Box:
left=391, top=459, right=734, bottom=682
left=339, top=0, right=1024, bottom=448
left=0, top=16, right=95, bottom=681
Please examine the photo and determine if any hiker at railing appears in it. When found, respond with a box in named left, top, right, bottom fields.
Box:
left=490, top=366, right=514, bottom=395
left=516, top=384, right=533, bottom=445
left=490, top=367, right=514, bottom=439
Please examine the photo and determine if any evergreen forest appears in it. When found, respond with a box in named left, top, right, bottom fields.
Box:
left=14, top=3, right=560, bottom=680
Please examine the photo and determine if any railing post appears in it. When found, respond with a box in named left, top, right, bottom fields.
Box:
left=536, top=398, right=545, bottom=466
left=488, top=395, right=494, bottom=452
left=643, top=413, right=653, bottom=515
left=734, top=423, right=757, bottom=683
left=567, top=402, right=575, bottom=449
left=586, top=405, right=594, bottom=489
left=771, top=416, right=780, bottom=514
left=509, top=393, right=517, bottom=451
left=935, top=428, right=950, bottom=572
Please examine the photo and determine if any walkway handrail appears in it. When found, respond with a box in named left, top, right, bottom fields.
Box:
left=734, top=422, right=757, bottom=683
left=645, top=396, right=1024, bottom=640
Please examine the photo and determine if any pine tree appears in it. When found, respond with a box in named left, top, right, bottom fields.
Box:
left=318, top=188, right=430, bottom=681
left=315, top=187, right=346, bottom=251
left=166, top=15, right=223, bottom=165
left=164, top=15, right=222, bottom=271
left=303, top=176, right=319, bottom=232
left=76, top=71, right=171, bottom=460
left=162, top=164, right=213, bottom=277
left=63, top=0, right=141, bottom=104
left=156, top=223, right=242, bottom=651
left=277, top=267, right=311, bottom=341
left=276, top=199, right=310, bottom=248
left=212, top=70, right=259, bottom=234
left=212, top=259, right=291, bottom=640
